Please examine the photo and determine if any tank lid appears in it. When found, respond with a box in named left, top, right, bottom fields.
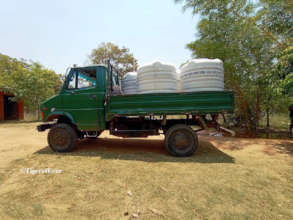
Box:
left=123, top=72, right=137, bottom=80
left=138, top=61, right=176, bottom=73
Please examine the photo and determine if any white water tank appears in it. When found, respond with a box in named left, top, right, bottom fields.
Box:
left=176, top=71, right=182, bottom=93
left=180, top=58, right=224, bottom=92
left=137, top=61, right=177, bottom=94
left=121, top=72, right=137, bottom=94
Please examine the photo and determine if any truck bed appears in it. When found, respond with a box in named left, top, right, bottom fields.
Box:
left=106, top=91, right=234, bottom=121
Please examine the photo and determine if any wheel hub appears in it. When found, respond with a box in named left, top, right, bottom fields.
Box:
left=50, top=128, right=70, bottom=149
left=174, top=133, right=189, bottom=148
left=171, top=129, right=192, bottom=150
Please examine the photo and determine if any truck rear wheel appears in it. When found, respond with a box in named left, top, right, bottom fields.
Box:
left=48, top=123, right=77, bottom=152
left=164, top=124, right=198, bottom=157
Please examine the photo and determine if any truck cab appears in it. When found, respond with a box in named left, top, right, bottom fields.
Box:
left=38, top=62, right=234, bottom=157
left=39, top=63, right=116, bottom=130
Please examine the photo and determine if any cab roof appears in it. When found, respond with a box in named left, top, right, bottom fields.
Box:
left=76, top=64, right=107, bottom=68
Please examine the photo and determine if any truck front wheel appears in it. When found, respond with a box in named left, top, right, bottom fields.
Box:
left=48, top=123, right=78, bottom=152
left=164, top=124, right=198, bottom=157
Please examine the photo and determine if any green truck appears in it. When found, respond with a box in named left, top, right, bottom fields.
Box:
left=37, top=62, right=234, bottom=157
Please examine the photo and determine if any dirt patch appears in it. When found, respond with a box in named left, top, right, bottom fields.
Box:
left=199, top=133, right=293, bottom=157
left=264, top=141, right=293, bottom=156
left=198, top=135, right=253, bottom=151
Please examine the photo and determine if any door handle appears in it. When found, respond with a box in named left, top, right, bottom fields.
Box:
left=88, top=94, right=97, bottom=99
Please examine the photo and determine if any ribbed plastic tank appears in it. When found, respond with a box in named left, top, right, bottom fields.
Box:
left=137, top=61, right=177, bottom=94
left=180, top=58, right=224, bottom=92
left=176, top=71, right=182, bottom=93
left=121, top=72, right=137, bottom=94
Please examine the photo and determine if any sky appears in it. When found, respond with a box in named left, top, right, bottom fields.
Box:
left=0, top=0, right=199, bottom=74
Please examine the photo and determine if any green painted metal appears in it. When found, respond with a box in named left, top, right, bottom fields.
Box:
left=41, top=65, right=107, bottom=131
left=59, top=67, right=106, bottom=130
left=41, top=64, right=234, bottom=131
left=105, top=91, right=234, bottom=121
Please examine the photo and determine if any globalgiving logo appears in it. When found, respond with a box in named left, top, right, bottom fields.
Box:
left=20, top=168, right=62, bottom=175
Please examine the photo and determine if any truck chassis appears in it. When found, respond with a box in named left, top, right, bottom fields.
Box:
left=38, top=113, right=231, bottom=157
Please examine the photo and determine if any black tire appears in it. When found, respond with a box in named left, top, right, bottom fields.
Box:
left=164, top=124, right=198, bottom=157
left=48, top=123, right=78, bottom=152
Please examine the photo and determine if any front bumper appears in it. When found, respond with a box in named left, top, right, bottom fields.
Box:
left=36, top=123, right=54, bottom=132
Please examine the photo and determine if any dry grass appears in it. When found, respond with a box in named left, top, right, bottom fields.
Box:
left=0, top=122, right=292, bottom=219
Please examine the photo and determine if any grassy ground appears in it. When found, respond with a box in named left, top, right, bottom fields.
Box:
left=0, top=122, right=292, bottom=219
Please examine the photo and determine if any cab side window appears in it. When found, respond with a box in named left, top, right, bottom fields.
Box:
left=66, top=69, right=96, bottom=90
left=77, top=72, right=96, bottom=89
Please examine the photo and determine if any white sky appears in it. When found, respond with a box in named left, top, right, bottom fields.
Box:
left=0, top=0, right=199, bottom=73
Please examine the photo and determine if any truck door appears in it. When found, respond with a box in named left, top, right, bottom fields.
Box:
left=61, top=67, right=104, bottom=131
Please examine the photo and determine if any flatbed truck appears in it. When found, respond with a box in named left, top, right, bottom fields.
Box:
left=37, top=62, right=234, bottom=157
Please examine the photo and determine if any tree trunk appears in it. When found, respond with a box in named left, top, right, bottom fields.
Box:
left=233, top=84, right=252, bottom=133
left=255, top=89, right=260, bottom=130
left=37, top=99, right=40, bottom=121
left=37, top=106, right=40, bottom=121
left=266, top=107, right=270, bottom=138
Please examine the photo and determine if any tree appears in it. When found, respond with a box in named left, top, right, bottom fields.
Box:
left=176, top=0, right=272, bottom=131
left=267, top=46, right=293, bottom=96
left=175, top=0, right=292, bottom=132
left=89, top=42, right=138, bottom=76
left=258, top=0, right=293, bottom=46
left=0, top=54, right=62, bottom=119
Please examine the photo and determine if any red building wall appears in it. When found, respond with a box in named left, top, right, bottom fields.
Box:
left=18, top=100, right=24, bottom=120
left=0, top=91, right=24, bottom=121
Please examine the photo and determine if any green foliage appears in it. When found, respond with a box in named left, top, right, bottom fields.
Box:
left=0, top=53, right=61, bottom=117
left=89, top=42, right=138, bottom=76
left=176, top=0, right=292, bottom=130
left=268, top=46, right=293, bottom=96
left=258, top=0, right=293, bottom=43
